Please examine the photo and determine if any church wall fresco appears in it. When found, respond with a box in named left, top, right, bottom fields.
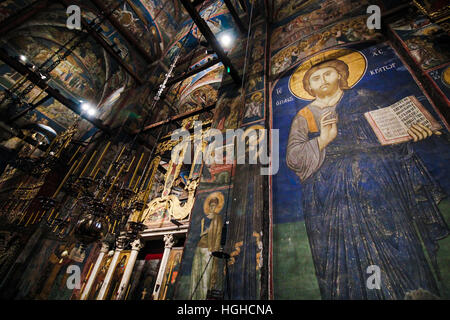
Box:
left=271, top=15, right=384, bottom=77
left=36, top=99, right=80, bottom=131
left=0, top=56, right=89, bottom=136
left=271, top=0, right=371, bottom=51
left=270, top=38, right=450, bottom=299
left=105, top=249, right=131, bottom=300
left=169, top=57, right=225, bottom=115
left=175, top=187, right=232, bottom=299
left=112, top=85, right=152, bottom=132
left=174, top=12, right=268, bottom=299
left=5, top=36, right=101, bottom=101
left=211, top=87, right=243, bottom=130
left=158, top=247, right=183, bottom=300
left=2, top=0, right=450, bottom=302
left=78, top=2, right=147, bottom=80
left=0, top=61, right=97, bottom=140
left=0, top=65, right=69, bottom=135
left=268, top=0, right=450, bottom=301
left=12, top=2, right=134, bottom=96
left=86, top=250, right=115, bottom=300
left=11, top=236, right=99, bottom=299
left=198, top=147, right=235, bottom=192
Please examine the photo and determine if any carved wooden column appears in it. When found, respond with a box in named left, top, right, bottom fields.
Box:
left=115, top=238, right=143, bottom=300
left=80, top=242, right=109, bottom=300
left=96, top=242, right=124, bottom=300
left=152, top=234, right=175, bottom=300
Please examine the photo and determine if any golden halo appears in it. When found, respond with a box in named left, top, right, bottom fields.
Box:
left=241, top=124, right=266, bottom=145
left=239, top=124, right=266, bottom=160
left=289, top=48, right=367, bottom=101
left=251, top=91, right=263, bottom=101
left=203, top=191, right=225, bottom=215
left=442, top=66, right=450, bottom=88
left=422, top=26, right=439, bottom=35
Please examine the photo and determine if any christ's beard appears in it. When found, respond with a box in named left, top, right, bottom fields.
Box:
left=313, top=84, right=340, bottom=99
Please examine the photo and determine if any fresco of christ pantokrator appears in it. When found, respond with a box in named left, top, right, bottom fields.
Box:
left=286, top=50, right=449, bottom=299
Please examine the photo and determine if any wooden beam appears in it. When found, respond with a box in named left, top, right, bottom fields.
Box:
left=223, top=0, right=248, bottom=34
left=8, top=94, right=53, bottom=123
left=176, top=47, right=205, bottom=66
left=180, top=0, right=241, bottom=86
left=238, top=0, right=248, bottom=12
left=141, top=103, right=216, bottom=132
left=191, top=0, right=206, bottom=7
left=159, top=121, right=212, bottom=142
left=166, top=57, right=221, bottom=87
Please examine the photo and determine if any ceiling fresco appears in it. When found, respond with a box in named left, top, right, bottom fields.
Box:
left=163, top=0, right=238, bottom=65
left=0, top=62, right=96, bottom=138
left=138, top=0, right=189, bottom=52
left=178, top=83, right=220, bottom=115
left=0, top=0, right=35, bottom=23
left=76, top=1, right=148, bottom=78
left=0, top=2, right=143, bottom=141
left=101, top=0, right=164, bottom=58
left=6, top=34, right=103, bottom=101
left=165, top=56, right=224, bottom=112
left=0, top=0, right=241, bottom=145
left=272, top=0, right=412, bottom=25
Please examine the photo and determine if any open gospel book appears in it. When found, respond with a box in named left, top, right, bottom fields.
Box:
left=364, top=96, right=442, bottom=145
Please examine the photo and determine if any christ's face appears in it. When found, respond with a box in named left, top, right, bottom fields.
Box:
left=308, top=66, right=341, bottom=98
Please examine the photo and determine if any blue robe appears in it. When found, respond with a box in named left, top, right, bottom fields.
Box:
left=287, top=88, right=449, bottom=299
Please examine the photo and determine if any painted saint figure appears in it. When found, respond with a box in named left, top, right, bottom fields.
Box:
left=286, top=55, right=449, bottom=299
left=190, top=193, right=223, bottom=299
left=244, top=92, right=263, bottom=119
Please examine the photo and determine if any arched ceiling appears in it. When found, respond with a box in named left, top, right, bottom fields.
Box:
left=272, top=0, right=412, bottom=25
left=0, top=0, right=242, bottom=145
